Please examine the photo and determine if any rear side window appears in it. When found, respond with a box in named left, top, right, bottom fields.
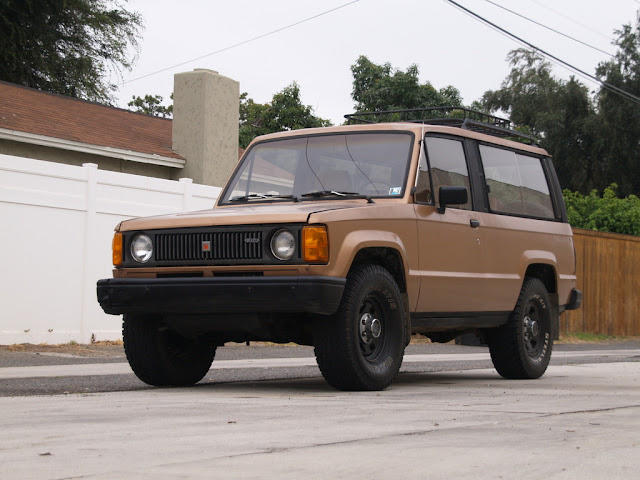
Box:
left=421, top=137, right=472, bottom=210
left=479, top=145, right=555, bottom=219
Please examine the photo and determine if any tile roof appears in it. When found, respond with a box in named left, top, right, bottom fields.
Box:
left=0, top=81, right=183, bottom=160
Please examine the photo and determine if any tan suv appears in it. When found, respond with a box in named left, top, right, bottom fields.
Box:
left=97, top=107, right=582, bottom=391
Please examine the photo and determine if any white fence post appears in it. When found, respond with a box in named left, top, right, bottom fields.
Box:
left=179, top=177, right=193, bottom=211
left=81, top=163, right=98, bottom=343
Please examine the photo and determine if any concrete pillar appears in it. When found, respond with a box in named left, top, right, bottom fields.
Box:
left=172, top=69, right=239, bottom=187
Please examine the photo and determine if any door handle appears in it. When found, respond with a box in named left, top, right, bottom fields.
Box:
left=470, top=219, right=480, bottom=228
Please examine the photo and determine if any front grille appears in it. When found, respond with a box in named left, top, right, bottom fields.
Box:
left=155, top=231, right=263, bottom=262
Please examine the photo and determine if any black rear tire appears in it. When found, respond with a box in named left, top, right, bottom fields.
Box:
left=313, top=264, right=406, bottom=391
left=488, top=277, right=554, bottom=379
left=123, top=314, right=216, bottom=386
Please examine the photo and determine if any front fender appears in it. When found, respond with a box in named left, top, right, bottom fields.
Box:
left=309, top=229, right=419, bottom=310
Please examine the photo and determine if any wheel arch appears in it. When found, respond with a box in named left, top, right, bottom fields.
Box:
left=524, top=263, right=557, bottom=294
left=350, top=247, right=407, bottom=293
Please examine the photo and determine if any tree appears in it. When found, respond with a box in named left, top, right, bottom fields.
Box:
left=128, top=94, right=173, bottom=118
left=482, top=10, right=640, bottom=197
left=564, top=184, right=640, bottom=236
left=239, top=83, right=331, bottom=148
left=481, top=49, right=601, bottom=193
left=594, top=14, right=640, bottom=196
left=0, top=0, right=142, bottom=103
left=350, top=55, right=463, bottom=114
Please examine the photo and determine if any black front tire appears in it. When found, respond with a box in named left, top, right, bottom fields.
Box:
left=123, top=314, right=216, bottom=386
left=313, top=264, right=406, bottom=391
left=488, top=277, right=554, bottom=379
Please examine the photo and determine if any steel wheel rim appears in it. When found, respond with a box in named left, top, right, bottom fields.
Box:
left=358, top=292, right=389, bottom=362
left=523, top=302, right=545, bottom=358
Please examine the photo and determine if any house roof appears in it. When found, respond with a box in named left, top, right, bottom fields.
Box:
left=0, top=81, right=184, bottom=165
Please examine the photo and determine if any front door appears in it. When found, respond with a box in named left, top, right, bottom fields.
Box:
left=414, top=136, right=484, bottom=313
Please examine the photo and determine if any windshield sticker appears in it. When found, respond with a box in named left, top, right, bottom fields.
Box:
left=389, top=187, right=402, bottom=196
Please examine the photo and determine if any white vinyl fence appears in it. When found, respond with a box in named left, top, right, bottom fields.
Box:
left=0, top=154, right=221, bottom=344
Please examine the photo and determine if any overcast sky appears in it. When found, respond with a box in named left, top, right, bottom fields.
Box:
left=114, top=0, right=640, bottom=125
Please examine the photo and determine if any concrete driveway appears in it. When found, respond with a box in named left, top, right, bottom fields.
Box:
left=1, top=359, right=639, bottom=479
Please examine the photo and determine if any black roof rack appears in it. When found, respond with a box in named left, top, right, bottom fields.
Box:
left=344, top=107, right=538, bottom=145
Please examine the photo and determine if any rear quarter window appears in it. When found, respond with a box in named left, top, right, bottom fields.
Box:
left=479, top=145, right=555, bottom=219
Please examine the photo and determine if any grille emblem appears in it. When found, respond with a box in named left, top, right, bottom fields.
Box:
left=244, top=237, right=260, bottom=244
left=202, top=241, right=212, bottom=252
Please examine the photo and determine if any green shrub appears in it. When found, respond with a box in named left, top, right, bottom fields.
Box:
left=563, top=184, right=640, bottom=236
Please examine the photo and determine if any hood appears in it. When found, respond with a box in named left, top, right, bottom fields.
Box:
left=117, top=201, right=366, bottom=231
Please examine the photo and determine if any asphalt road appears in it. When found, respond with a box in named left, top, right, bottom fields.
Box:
left=0, top=342, right=639, bottom=480
left=1, top=341, right=639, bottom=397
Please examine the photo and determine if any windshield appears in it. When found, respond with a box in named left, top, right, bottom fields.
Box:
left=220, top=132, right=413, bottom=203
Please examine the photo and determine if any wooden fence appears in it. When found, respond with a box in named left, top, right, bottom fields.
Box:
left=562, top=228, right=640, bottom=336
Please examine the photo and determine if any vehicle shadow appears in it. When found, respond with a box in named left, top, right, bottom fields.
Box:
left=189, top=369, right=500, bottom=394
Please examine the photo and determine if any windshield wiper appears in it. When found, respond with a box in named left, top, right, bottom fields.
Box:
left=230, top=193, right=299, bottom=202
left=300, top=190, right=374, bottom=203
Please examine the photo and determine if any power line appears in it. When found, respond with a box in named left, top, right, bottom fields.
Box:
left=444, top=0, right=640, bottom=105
left=528, top=0, right=612, bottom=41
left=484, top=0, right=614, bottom=57
left=120, top=1, right=361, bottom=86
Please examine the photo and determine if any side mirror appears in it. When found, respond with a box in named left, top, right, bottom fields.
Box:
left=438, top=186, right=468, bottom=214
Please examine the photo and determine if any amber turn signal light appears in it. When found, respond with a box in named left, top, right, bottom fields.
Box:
left=112, top=232, right=123, bottom=266
left=302, top=225, right=329, bottom=264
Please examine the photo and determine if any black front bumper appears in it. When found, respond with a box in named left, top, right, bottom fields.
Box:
left=97, top=276, right=346, bottom=316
